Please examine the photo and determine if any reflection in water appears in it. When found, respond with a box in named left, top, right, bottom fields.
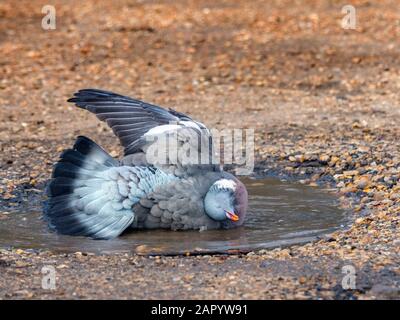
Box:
left=0, top=178, right=346, bottom=255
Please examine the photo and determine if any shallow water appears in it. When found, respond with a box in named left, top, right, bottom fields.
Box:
left=0, top=178, right=346, bottom=255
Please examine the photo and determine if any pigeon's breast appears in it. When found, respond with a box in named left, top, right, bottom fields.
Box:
left=132, top=172, right=224, bottom=231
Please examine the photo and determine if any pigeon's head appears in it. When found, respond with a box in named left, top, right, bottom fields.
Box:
left=204, top=178, right=248, bottom=226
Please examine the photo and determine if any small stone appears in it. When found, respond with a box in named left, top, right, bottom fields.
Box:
left=295, top=154, right=305, bottom=162
left=319, top=154, right=330, bottom=162
left=135, top=245, right=148, bottom=254
left=329, top=156, right=340, bottom=166
left=343, top=170, right=359, bottom=176
left=354, top=177, right=370, bottom=189
left=355, top=218, right=365, bottom=224
left=389, top=193, right=400, bottom=200
left=110, top=150, right=119, bottom=157
left=341, top=185, right=356, bottom=193
left=337, top=181, right=345, bottom=188
left=373, top=192, right=385, bottom=201
left=298, top=276, right=307, bottom=284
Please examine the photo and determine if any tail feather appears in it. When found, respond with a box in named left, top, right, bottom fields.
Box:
left=73, top=136, right=118, bottom=167
left=44, top=136, right=134, bottom=239
left=47, top=177, right=75, bottom=197
left=59, top=149, right=108, bottom=171
left=53, top=162, right=107, bottom=180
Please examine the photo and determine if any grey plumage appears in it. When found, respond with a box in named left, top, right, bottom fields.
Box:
left=68, top=89, right=206, bottom=156
left=44, top=89, right=248, bottom=239
left=44, top=136, right=177, bottom=239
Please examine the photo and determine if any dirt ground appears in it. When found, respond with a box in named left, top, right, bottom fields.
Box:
left=0, top=0, right=399, bottom=299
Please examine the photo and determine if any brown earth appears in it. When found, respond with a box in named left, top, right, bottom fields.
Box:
left=0, top=0, right=399, bottom=299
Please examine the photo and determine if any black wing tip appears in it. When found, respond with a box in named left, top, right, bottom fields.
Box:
left=67, top=89, right=127, bottom=103
left=67, top=89, right=147, bottom=112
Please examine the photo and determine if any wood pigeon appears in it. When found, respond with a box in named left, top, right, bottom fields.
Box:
left=43, top=89, right=248, bottom=239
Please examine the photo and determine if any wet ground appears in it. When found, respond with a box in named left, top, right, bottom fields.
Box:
left=0, top=178, right=345, bottom=255
left=0, top=0, right=399, bottom=299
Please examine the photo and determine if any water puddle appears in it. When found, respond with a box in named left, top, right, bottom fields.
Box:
left=0, top=178, right=346, bottom=255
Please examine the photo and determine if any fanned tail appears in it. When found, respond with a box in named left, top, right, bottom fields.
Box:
left=43, top=136, right=134, bottom=239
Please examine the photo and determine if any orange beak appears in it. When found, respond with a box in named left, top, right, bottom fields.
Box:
left=225, top=210, right=239, bottom=222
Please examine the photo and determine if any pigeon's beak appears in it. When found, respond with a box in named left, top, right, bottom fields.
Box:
left=225, top=210, right=239, bottom=222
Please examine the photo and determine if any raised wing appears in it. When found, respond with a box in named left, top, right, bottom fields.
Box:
left=68, top=89, right=200, bottom=154
left=68, top=89, right=216, bottom=174
left=68, top=89, right=215, bottom=175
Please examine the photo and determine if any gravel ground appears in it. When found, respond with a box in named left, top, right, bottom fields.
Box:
left=0, top=0, right=399, bottom=299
